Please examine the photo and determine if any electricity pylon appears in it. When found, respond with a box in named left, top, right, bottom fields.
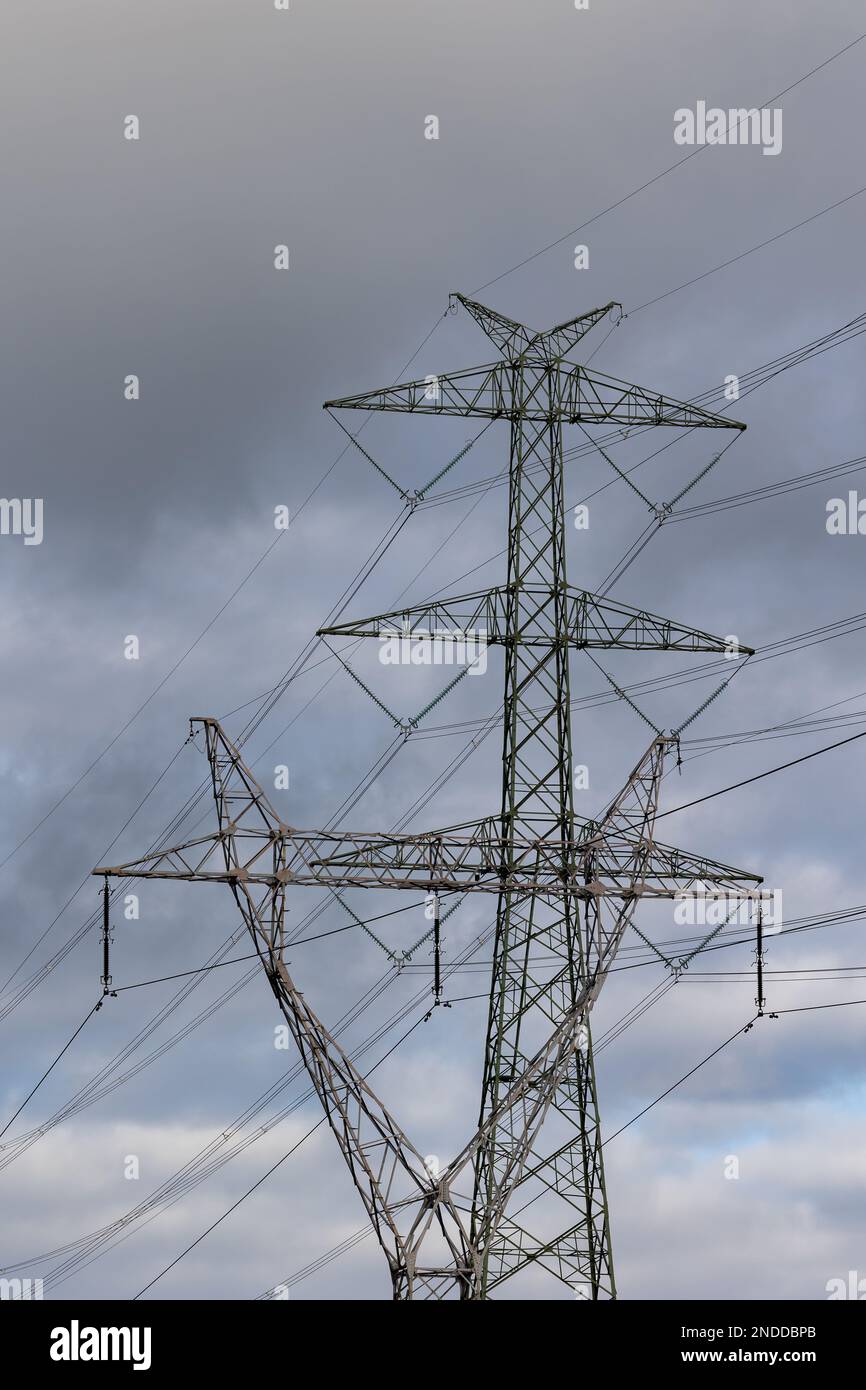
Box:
left=95, top=294, right=760, bottom=1299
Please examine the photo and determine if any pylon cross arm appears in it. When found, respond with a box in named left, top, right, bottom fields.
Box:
left=94, top=823, right=759, bottom=899
left=94, top=722, right=759, bottom=898
left=449, top=292, right=535, bottom=359
left=317, top=584, right=755, bottom=656
left=325, top=358, right=744, bottom=428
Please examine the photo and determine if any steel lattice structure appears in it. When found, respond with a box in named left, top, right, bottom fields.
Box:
left=95, top=294, right=761, bottom=1299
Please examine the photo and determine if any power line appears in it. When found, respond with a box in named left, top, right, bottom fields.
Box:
left=2, top=917, right=500, bottom=1288
left=258, top=1001, right=753, bottom=1298
left=469, top=30, right=866, bottom=293
left=654, top=728, right=866, bottom=823
left=133, top=1116, right=328, bottom=1301
left=132, top=1013, right=431, bottom=1299
left=0, top=1001, right=101, bottom=1141
left=7, top=176, right=861, bottom=1032
left=0, top=302, right=451, bottom=922
left=8, top=32, right=866, bottom=1295
left=629, top=185, right=866, bottom=316
left=774, top=997, right=866, bottom=1016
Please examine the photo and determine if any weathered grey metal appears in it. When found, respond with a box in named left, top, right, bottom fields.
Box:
left=95, top=719, right=759, bottom=1299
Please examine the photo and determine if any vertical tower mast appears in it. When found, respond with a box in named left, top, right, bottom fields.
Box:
left=476, top=307, right=614, bottom=1296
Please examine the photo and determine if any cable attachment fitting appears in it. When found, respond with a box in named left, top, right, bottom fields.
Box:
left=671, top=956, right=689, bottom=982
left=673, top=733, right=683, bottom=775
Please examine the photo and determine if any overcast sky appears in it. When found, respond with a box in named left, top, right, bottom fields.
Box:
left=1, top=0, right=866, bottom=1301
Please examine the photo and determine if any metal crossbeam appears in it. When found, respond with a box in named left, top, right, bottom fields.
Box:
left=318, top=584, right=755, bottom=654
left=325, top=359, right=746, bottom=429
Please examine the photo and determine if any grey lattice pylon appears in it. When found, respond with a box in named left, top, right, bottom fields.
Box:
left=95, top=719, right=759, bottom=1298
left=95, top=293, right=757, bottom=1299
left=192, top=720, right=478, bottom=1298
